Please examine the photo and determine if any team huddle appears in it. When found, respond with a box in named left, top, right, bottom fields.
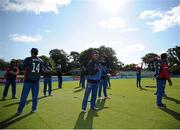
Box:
left=2, top=48, right=172, bottom=115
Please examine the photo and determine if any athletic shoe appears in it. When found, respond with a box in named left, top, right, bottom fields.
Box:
left=98, top=97, right=103, bottom=100
left=163, top=94, right=167, bottom=97
left=104, top=96, right=111, bottom=99
left=31, top=110, right=36, bottom=113
left=12, top=97, right=18, bottom=99
left=16, top=112, right=22, bottom=116
left=91, top=107, right=99, bottom=110
left=81, top=109, right=86, bottom=113
left=157, top=104, right=166, bottom=108
left=49, top=94, right=53, bottom=96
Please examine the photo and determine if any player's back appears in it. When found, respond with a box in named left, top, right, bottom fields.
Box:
left=23, top=56, right=43, bottom=82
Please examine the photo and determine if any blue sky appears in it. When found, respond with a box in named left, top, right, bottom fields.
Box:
left=0, top=0, right=179, bottom=64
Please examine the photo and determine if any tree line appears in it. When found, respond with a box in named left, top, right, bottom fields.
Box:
left=0, top=45, right=179, bottom=75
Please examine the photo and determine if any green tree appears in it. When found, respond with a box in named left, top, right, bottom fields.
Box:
left=123, top=64, right=137, bottom=71
left=142, top=53, right=159, bottom=71
left=38, top=55, right=49, bottom=63
left=79, top=46, right=122, bottom=72
left=0, top=58, right=9, bottom=70
left=38, top=55, right=56, bottom=72
left=167, top=46, right=180, bottom=74
left=68, top=51, right=80, bottom=69
left=79, top=48, right=98, bottom=67
left=98, top=46, right=120, bottom=71
left=49, top=49, right=69, bottom=72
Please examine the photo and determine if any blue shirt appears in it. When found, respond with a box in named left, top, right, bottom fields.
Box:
left=87, top=60, right=102, bottom=81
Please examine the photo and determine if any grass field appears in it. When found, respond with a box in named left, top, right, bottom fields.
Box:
left=0, top=78, right=180, bottom=129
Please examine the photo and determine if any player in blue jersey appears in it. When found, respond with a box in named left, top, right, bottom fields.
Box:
left=43, top=62, right=53, bottom=96
left=136, top=63, right=143, bottom=89
left=79, top=66, right=86, bottom=89
left=82, top=50, right=102, bottom=112
left=136, top=67, right=142, bottom=89
left=98, top=61, right=110, bottom=99
left=16, top=48, right=43, bottom=115
left=56, top=63, right=63, bottom=89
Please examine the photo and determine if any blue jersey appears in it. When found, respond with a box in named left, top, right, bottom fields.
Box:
left=23, top=56, right=43, bottom=82
left=101, top=65, right=108, bottom=78
left=43, top=65, right=52, bottom=78
left=87, top=60, right=102, bottom=81
left=136, top=70, right=141, bottom=78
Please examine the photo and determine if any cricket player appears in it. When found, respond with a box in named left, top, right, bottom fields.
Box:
left=82, top=50, right=102, bottom=112
left=79, top=66, right=86, bottom=89
left=136, top=67, right=142, bottom=89
left=43, top=62, right=53, bottom=96
left=2, top=61, right=19, bottom=100
left=98, top=61, right=110, bottom=99
left=154, top=53, right=172, bottom=108
left=16, top=48, right=43, bottom=115
left=56, top=63, right=63, bottom=89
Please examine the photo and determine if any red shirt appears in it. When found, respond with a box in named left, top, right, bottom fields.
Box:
left=159, top=62, right=170, bottom=80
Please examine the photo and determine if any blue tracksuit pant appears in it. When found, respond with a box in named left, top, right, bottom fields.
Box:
left=3, top=79, right=16, bottom=98
left=82, top=82, right=99, bottom=110
left=18, top=82, right=39, bottom=113
left=43, top=78, right=52, bottom=95
left=98, top=79, right=108, bottom=97
left=136, top=76, right=141, bottom=87
left=156, top=79, right=166, bottom=106
left=58, top=77, right=63, bottom=88
left=80, top=77, right=85, bottom=88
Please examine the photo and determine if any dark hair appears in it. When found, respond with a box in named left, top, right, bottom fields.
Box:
left=31, top=48, right=38, bottom=55
left=10, top=60, right=16, bottom=65
left=160, top=53, right=167, bottom=59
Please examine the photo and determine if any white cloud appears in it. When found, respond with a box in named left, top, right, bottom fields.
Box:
left=121, top=43, right=145, bottom=53
left=139, top=5, right=180, bottom=32
left=99, top=17, right=138, bottom=32
left=100, top=17, right=126, bottom=29
left=139, top=10, right=163, bottom=19
left=9, top=34, right=42, bottom=43
left=0, top=0, right=71, bottom=14
left=120, top=28, right=138, bottom=32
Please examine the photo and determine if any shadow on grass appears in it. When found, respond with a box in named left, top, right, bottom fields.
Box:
left=73, top=110, right=98, bottom=129
left=0, top=98, right=13, bottom=101
left=160, top=108, right=180, bottom=121
left=73, top=99, right=108, bottom=129
left=74, top=86, right=81, bottom=89
left=139, top=87, right=154, bottom=92
left=73, top=88, right=84, bottom=93
left=4, top=96, right=47, bottom=107
left=164, top=95, right=180, bottom=104
left=0, top=112, right=33, bottom=129
left=107, top=87, right=112, bottom=89
left=51, top=88, right=62, bottom=91
left=145, top=86, right=156, bottom=88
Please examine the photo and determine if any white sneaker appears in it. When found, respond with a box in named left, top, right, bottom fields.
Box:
left=104, top=96, right=111, bottom=99
left=91, top=107, right=99, bottom=110
left=31, top=110, right=36, bottom=113
left=82, top=109, right=86, bottom=113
